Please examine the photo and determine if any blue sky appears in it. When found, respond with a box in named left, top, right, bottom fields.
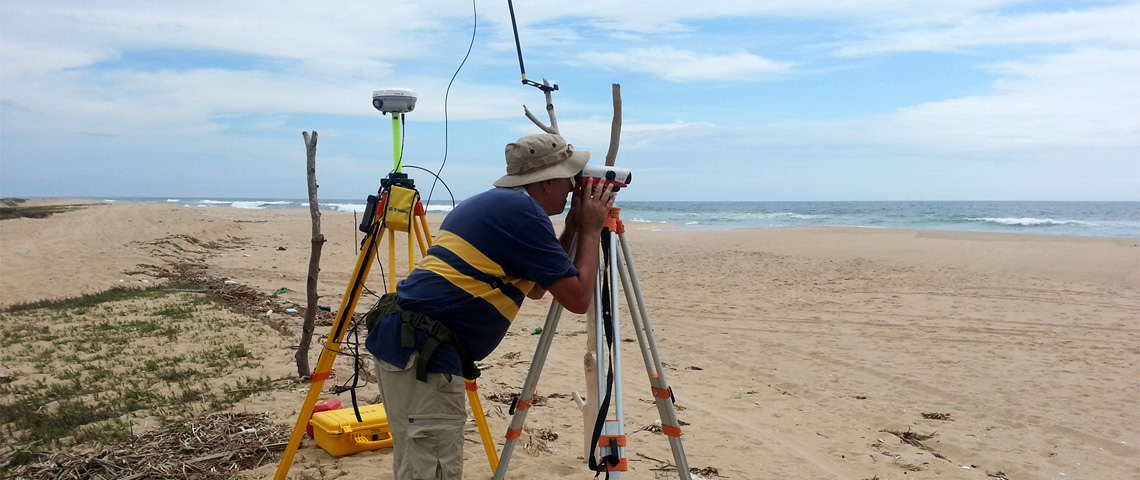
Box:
left=1, top=1, right=1137, bottom=201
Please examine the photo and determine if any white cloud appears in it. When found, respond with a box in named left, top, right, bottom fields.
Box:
left=499, top=0, right=1030, bottom=35
left=833, top=3, right=1140, bottom=56
left=0, top=42, right=114, bottom=73
left=881, top=47, right=1140, bottom=150
left=576, top=47, right=793, bottom=82
left=2, top=1, right=1138, bottom=200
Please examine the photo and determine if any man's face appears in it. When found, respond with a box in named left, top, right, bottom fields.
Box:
left=553, top=176, right=576, bottom=214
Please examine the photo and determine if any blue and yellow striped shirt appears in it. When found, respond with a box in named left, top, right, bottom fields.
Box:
left=366, top=187, right=577, bottom=375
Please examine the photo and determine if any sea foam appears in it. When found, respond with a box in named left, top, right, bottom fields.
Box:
left=966, top=217, right=1098, bottom=227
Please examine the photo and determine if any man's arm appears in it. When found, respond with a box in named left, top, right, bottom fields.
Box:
left=528, top=182, right=614, bottom=313
left=526, top=225, right=576, bottom=300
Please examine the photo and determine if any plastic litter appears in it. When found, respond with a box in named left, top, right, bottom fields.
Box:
left=273, top=287, right=289, bottom=295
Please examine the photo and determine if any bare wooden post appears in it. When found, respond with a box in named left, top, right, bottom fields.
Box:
left=583, top=83, right=623, bottom=458
left=604, top=84, right=622, bottom=167
left=296, top=131, right=325, bottom=378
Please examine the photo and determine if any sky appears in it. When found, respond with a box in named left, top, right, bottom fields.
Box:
left=1, top=1, right=1138, bottom=202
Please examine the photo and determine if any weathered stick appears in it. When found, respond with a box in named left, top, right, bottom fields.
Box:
left=524, top=79, right=560, bottom=134
left=296, top=131, right=326, bottom=378
left=605, top=84, right=622, bottom=166
left=582, top=83, right=622, bottom=458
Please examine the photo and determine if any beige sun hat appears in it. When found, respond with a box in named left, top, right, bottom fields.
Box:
left=493, top=133, right=590, bottom=187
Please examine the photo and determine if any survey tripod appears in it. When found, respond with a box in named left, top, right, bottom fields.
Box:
left=493, top=206, right=693, bottom=480
left=273, top=107, right=500, bottom=479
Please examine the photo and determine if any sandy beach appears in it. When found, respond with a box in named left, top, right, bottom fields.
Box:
left=1, top=200, right=1137, bottom=479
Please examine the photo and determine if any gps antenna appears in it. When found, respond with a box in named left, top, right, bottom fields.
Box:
left=507, top=0, right=557, bottom=93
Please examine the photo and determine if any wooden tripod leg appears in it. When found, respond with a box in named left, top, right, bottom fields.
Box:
left=274, top=225, right=382, bottom=480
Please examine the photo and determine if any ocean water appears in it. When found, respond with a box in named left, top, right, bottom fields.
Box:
left=99, top=198, right=1139, bottom=238
left=617, top=201, right=1140, bottom=238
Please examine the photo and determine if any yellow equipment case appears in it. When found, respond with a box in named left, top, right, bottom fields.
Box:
left=308, top=403, right=394, bottom=457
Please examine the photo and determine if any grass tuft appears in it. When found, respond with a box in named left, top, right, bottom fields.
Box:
left=1, top=286, right=167, bottom=313
left=0, top=288, right=286, bottom=456
left=0, top=201, right=92, bottom=220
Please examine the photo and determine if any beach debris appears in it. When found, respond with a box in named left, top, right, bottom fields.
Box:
left=637, top=453, right=722, bottom=477
left=922, top=412, right=952, bottom=420
left=273, top=287, right=289, bottom=295
left=531, top=327, right=543, bottom=335
left=895, top=461, right=923, bottom=471
left=884, top=428, right=935, bottom=447
left=734, top=389, right=759, bottom=399
left=277, top=246, right=287, bottom=251
left=882, top=428, right=951, bottom=462
left=285, top=308, right=299, bottom=314
left=691, top=466, right=720, bottom=477
left=642, top=419, right=664, bottom=433
left=523, top=427, right=559, bottom=455
left=986, top=471, right=1010, bottom=480
left=493, top=351, right=528, bottom=368
left=131, top=259, right=333, bottom=330
left=485, top=392, right=547, bottom=409
left=1, top=412, right=288, bottom=480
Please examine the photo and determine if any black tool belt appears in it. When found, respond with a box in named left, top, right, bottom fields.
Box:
left=366, top=293, right=480, bottom=382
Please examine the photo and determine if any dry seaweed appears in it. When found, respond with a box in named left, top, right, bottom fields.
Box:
left=133, top=247, right=334, bottom=329
left=882, top=428, right=950, bottom=461
left=523, top=428, right=559, bottom=455
left=637, top=453, right=724, bottom=478
left=3, top=412, right=289, bottom=479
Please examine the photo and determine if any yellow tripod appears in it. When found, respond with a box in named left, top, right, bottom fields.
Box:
left=273, top=110, right=499, bottom=479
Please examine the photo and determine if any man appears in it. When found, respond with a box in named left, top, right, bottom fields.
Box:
left=365, top=133, right=615, bottom=480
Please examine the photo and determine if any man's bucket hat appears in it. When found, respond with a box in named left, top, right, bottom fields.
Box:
left=493, top=133, right=590, bottom=187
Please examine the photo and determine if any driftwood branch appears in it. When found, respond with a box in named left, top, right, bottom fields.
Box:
left=577, top=83, right=623, bottom=459
left=524, top=79, right=560, bottom=134
left=296, top=131, right=326, bottom=378
left=604, top=84, right=622, bottom=166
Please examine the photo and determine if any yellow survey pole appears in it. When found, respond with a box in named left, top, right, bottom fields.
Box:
left=274, top=222, right=381, bottom=480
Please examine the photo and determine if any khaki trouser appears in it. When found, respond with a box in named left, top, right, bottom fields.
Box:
left=374, top=354, right=466, bottom=480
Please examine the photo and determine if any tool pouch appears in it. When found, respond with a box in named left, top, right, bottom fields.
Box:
left=384, top=186, right=418, bottom=232
left=364, top=293, right=400, bottom=333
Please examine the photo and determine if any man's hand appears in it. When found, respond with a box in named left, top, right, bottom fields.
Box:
left=564, top=187, right=582, bottom=234
left=544, top=180, right=616, bottom=313
left=573, top=180, right=615, bottom=235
